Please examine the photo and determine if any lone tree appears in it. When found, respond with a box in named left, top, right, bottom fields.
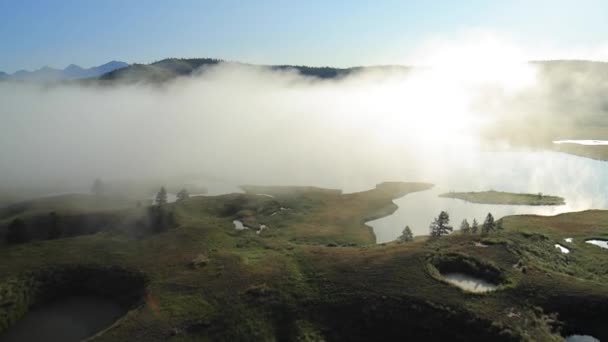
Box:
left=429, top=211, right=452, bottom=237
left=176, top=188, right=190, bottom=202
left=460, top=219, right=471, bottom=234
left=155, top=186, right=168, bottom=206
left=47, top=211, right=62, bottom=239
left=471, top=219, right=479, bottom=234
left=482, top=213, right=496, bottom=235
left=149, top=186, right=177, bottom=232
left=399, top=226, right=414, bottom=242
left=91, top=178, right=105, bottom=196
left=6, top=218, right=30, bottom=244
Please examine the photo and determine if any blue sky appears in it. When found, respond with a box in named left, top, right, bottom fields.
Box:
left=1, top=0, right=607, bottom=72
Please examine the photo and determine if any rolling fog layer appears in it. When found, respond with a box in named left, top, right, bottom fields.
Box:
left=0, top=58, right=607, bottom=201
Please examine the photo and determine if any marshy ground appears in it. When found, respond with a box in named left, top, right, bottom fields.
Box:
left=0, top=182, right=606, bottom=341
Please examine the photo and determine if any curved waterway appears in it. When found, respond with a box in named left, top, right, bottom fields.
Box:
left=177, top=151, right=608, bottom=244
left=368, top=151, right=608, bottom=243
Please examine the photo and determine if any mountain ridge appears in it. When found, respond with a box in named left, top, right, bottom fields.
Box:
left=3, top=58, right=608, bottom=84
left=1, top=61, right=128, bottom=81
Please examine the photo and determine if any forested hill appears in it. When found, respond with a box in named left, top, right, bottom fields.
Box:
left=96, top=57, right=410, bottom=83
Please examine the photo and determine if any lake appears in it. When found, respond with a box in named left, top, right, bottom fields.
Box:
left=367, top=151, right=608, bottom=243
left=188, top=150, right=608, bottom=243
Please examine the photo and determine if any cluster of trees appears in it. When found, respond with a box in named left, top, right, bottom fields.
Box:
left=5, top=211, right=63, bottom=245
left=6, top=218, right=29, bottom=244
left=460, top=213, right=503, bottom=235
left=147, top=186, right=184, bottom=232
left=424, top=211, right=503, bottom=239
left=4, top=182, right=192, bottom=245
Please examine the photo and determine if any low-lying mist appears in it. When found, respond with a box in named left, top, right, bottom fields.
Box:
left=1, top=50, right=607, bottom=199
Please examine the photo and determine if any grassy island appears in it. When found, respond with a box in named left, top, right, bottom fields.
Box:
left=439, top=190, right=565, bottom=206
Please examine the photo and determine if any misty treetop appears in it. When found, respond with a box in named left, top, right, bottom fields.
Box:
left=460, top=219, right=471, bottom=234
left=482, top=213, right=495, bottom=235
left=91, top=178, right=105, bottom=196
left=471, top=219, right=479, bottom=234
left=176, top=188, right=190, bottom=202
left=156, top=186, right=168, bottom=206
left=399, top=225, right=414, bottom=242
left=429, top=211, right=452, bottom=237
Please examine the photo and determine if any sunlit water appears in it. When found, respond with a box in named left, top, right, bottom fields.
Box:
left=565, top=335, right=600, bottom=342
left=29, top=150, right=608, bottom=244
left=367, top=151, right=608, bottom=243
left=555, top=244, right=570, bottom=254
left=1, top=296, right=124, bottom=342
left=233, top=220, right=246, bottom=230
left=189, top=150, right=608, bottom=243
left=586, top=239, right=608, bottom=249
left=554, top=140, right=608, bottom=146
left=441, top=273, right=497, bottom=293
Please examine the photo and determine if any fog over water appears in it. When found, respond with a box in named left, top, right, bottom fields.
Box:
left=2, top=37, right=608, bottom=242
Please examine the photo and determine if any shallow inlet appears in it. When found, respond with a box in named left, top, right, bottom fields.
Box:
left=585, top=239, right=608, bottom=249
left=441, top=273, right=498, bottom=293
left=555, top=244, right=570, bottom=254
left=181, top=151, right=608, bottom=243
left=553, top=140, right=608, bottom=145
left=565, top=335, right=600, bottom=342
left=1, top=295, right=124, bottom=342
left=233, top=220, right=246, bottom=230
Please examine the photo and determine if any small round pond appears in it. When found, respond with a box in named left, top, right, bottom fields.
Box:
left=430, top=254, right=505, bottom=294
left=1, top=295, right=125, bottom=342
left=442, top=273, right=498, bottom=293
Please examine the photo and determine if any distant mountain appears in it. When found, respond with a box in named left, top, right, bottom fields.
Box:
left=0, top=71, right=8, bottom=80
left=3, top=61, right=128, bottom=82
left=97, top=57, right=411, bottom=84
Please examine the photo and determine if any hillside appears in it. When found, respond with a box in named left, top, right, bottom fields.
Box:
left=0, top=183, right=606, bottom=341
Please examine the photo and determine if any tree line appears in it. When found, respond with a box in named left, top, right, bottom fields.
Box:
left=5, top=181, right=192, bottom=245
left=398, top=211, right=503, bottom=242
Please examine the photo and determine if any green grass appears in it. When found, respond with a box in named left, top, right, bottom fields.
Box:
left=439, top=190, right=565, bottom=206
left=0, top=183, right=606, bottom=341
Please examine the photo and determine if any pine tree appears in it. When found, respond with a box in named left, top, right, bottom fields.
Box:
left=471, top=219, right=479, bottom=234
left=482, top=213, right=495, bottom=235
left=399, top=226, right=414, bottom=242
left=176, top=188, right=190, bottom=202
left=47, top=211, right=62, bottom=239
left=460, top=219, right=470, bottom=234
left=91, top=178, right=105, bottom=196
left=429, top=211, right=452, bottom=237
left=156, top=186, right=168, bottom=206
